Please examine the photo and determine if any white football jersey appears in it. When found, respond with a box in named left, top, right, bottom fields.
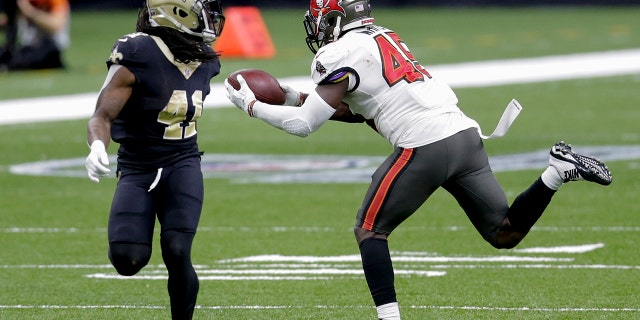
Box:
left=311, top=25, right=479, bottom=148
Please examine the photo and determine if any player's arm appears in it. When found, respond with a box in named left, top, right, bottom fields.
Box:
left=282, top=83, right=364, bottom=124
left=329, top=102, right=365, bottom=123
left=315, top=80, right=363, bottom=123
left=226, top=76, right=349, bottom=137
left=87, top=65, right=134, bottom=146
left=85, top=65, right=134, bottom=182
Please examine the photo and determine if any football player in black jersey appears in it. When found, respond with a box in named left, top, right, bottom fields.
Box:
left=84, top=1, right=224, bottom=318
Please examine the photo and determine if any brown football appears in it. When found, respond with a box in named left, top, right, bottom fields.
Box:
left=227, top=69, right=286, bottom=105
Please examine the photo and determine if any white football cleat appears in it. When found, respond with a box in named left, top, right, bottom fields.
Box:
left=549, top=141, right=612, bottom=186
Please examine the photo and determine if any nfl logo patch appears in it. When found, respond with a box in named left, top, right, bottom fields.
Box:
left=354, top=4, right=364, bottom=12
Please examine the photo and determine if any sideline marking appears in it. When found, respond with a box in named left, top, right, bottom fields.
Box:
left=1, top=49, right=640, bottom=125
left=7, top=145, right=640, bottom=183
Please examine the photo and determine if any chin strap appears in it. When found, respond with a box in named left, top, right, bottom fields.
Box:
left=332, top=16, right=342, bottom=40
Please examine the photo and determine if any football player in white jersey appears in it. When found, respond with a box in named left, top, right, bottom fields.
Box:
left=225, top=1, right=612, bottom=319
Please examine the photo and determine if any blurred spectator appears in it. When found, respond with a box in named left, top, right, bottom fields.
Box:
left=0, top=0, right=70, bottom=71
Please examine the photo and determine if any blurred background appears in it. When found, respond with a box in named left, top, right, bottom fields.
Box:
left=70, top=0, right=640, bottom=9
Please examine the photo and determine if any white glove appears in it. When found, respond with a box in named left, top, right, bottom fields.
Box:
left=281, top=84, right=302, bottom=106
left=224, top=75, right=258, bottom=116
left=85, top=140, right=111, bottom=183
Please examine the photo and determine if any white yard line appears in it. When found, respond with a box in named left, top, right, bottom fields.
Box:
left=1, top=49, right=639, bottom=125
left=0, top=304, right=638, bottom=313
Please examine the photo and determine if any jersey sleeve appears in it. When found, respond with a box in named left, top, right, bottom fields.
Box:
left=310, top=42, right=367, bottom=92
left=106, top=33, right=153, bottom=72
left=311, top=44, right=353, bottom=82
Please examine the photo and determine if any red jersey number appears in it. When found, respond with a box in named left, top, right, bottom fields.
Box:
left=375, top=32, right=432, bottom=86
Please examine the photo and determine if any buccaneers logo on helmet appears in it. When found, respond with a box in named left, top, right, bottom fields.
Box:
left=312, top=0, right=346, bottom=18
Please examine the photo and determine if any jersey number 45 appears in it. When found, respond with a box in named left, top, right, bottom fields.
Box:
left=375, top=32, right=432, bottom=86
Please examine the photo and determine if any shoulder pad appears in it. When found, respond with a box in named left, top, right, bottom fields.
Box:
left=106, top=33, right=154, bottom=69
left=310, top=43, right=352, bottom=84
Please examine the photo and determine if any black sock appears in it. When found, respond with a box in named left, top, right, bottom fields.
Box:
left=507, top=177, right=556, bottom=233
left=161, top=230, right=199, bottom=320
left=359, top=238, right=396, bottom=306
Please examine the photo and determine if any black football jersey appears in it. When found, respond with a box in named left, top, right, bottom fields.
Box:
left=106, top=32, right=221, bottom=169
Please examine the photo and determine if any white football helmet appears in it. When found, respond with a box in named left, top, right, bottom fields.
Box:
left=147, top=0, right=225, bottom=44
left=304, top=0, right=374, bottom=53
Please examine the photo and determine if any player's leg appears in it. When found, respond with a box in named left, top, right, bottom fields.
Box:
left=444, top=168, right=547, bottom=248
left=156, top=157, right=204, bottom=320
left=357, top=236, right=398, bottom=320
left=107, top=169, right=158, bottom=276
left=160, top=230, right=198, bottom=320
left=441, top=128, right=551, bottom=248
left=355, top=145, right=448, bottom=320
left=503, top=141, right=612, bottom=238
left=443, top=130, right=612, bottom=248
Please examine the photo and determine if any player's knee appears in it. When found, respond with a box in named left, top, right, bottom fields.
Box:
left=354, top=226, right=372, bottom=244
left=108, top=243, right=151, bottom=276
left=354, top=226, right=389, bottom=245
left=491, top=239, right=517, bottom=249
left=490, top=230, right=527, bottom=249
left=160, top=230, right=194, bottom=262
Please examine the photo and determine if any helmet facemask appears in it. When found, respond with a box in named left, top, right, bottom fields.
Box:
left=201, top=0, right=225, bottom=44
left=304, top=10, right=325, bottom=54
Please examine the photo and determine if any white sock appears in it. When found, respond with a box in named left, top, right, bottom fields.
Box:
left=376, top=302, right=400, bottom=320
left=541, top=166, right=563, bottom=190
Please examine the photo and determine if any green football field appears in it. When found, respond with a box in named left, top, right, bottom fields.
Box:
left=0, top=6, right=639, bottom=320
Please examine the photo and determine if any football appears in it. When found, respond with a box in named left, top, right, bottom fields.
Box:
left=227, top=69, right=286, bottom=105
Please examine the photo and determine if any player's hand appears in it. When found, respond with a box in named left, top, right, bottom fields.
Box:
left=225, top=75, right=257, bottom=116
left=85, top=140, right=111, bottom=183
left=281, top=84, right=303, bottom=107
